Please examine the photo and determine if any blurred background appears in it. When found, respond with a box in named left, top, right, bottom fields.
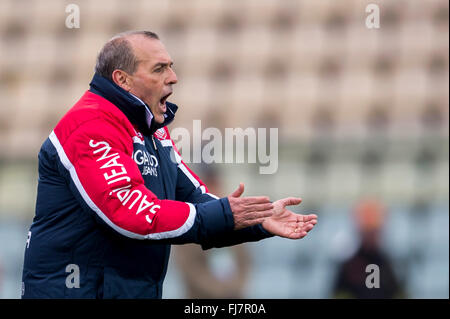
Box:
left=0, top=0, right=448, bottom=298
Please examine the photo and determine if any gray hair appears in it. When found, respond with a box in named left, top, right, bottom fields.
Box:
left=95, top=30, right=159, bottom=81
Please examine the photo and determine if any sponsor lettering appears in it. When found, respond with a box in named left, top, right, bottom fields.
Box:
left=89, top=139, right=160, bottom=223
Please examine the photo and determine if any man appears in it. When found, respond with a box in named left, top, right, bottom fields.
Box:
left=332, top=199, right=405, bottom=298
left=21, top=31, right=317, bottom=299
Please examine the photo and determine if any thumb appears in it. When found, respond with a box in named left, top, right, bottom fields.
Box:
left=230, top=183, right=244, bottom=198
left=281, top=197, right=302, bottom=207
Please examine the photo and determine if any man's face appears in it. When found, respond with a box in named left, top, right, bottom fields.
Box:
left=127, top=36, right=178, bottom=124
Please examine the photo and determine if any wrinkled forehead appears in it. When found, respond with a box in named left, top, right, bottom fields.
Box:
left=128, top=35, right=172, bottom=65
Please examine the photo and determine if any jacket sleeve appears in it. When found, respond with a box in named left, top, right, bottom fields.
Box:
left=158, top=127, right=274, bottom=249
left=51, top=118, right=234, bottom=244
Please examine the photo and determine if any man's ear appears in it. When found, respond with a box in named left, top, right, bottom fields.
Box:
left=111, top=69, right=132, bottom=91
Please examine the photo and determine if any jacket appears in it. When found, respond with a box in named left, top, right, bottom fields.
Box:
left=21, top=73, right=272, bottom=299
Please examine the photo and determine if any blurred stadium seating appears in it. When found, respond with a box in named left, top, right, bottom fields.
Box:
left=0, top=0, right=448, bottom=298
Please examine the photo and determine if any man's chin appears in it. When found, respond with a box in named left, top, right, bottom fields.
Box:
left=154, top=115, right=165, bottom=125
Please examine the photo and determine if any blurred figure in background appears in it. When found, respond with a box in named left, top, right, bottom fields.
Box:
left=175, top=243, right=250, bottom=298
left=174, top=165, right=250, bottom=298
left=332, top=199, right=406, bottom=299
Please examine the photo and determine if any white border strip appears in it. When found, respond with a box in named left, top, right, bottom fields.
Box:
left=178, top=163, right=200, bottom=188
left=179, top=163, right=220, bottom=200
left=201, top=186, right=220, bottom=200
left=161, top=137, right=220, bottom=200
left=49, top=130, right=196, bottom=240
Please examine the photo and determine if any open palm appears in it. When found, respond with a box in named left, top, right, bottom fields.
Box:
left=262, top=198, right=318, bottom=239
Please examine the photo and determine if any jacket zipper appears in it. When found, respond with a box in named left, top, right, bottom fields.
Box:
left=152, top=135, right=157, bottom=150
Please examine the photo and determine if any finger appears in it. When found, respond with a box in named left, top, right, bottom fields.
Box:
left=230, top=183, right=245, bottom=198
left=242, top=196, right=271, bottom=205
left=298, top=214, right=318, bottom=222
left=281, top=197, right=302, bottom=207
left=296, top=229, right=308, bottom=237
left=289, top=229, right=308, bottom=239
left=248, top=209, right=274, bottom=219
left=298, top=218, right=317, bottom=226
left=245, top=203, right=274, bottom=212
left=286, top=221, right=304, bottom=227
left=303, top=223, right=315, bottom=232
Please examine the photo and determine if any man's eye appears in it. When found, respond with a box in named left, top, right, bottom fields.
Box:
left=154, top=68, right=163, bottom=73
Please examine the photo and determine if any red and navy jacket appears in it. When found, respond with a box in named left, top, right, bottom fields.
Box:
left=21, top=73, right=272, bottom=299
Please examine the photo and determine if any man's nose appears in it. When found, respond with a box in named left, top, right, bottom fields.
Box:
left=166, top=67, right=178, bottom=85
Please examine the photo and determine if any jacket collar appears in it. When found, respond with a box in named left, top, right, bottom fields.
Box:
left=89, top=73, right=178, bottom=136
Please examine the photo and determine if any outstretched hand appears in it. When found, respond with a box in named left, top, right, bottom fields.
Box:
left=262, top=197, right=317, bottom=239
left=228, top=183, right=274, bottom=230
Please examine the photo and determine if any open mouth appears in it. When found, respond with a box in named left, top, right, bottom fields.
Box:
left=159, top=92, right=172, bottom=107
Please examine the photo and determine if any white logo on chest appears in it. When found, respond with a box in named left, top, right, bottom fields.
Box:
left=133, top=149, right=158, bottom=176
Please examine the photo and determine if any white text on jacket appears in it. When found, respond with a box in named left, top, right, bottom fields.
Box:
left=89, top=139, right=160, bottom=224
